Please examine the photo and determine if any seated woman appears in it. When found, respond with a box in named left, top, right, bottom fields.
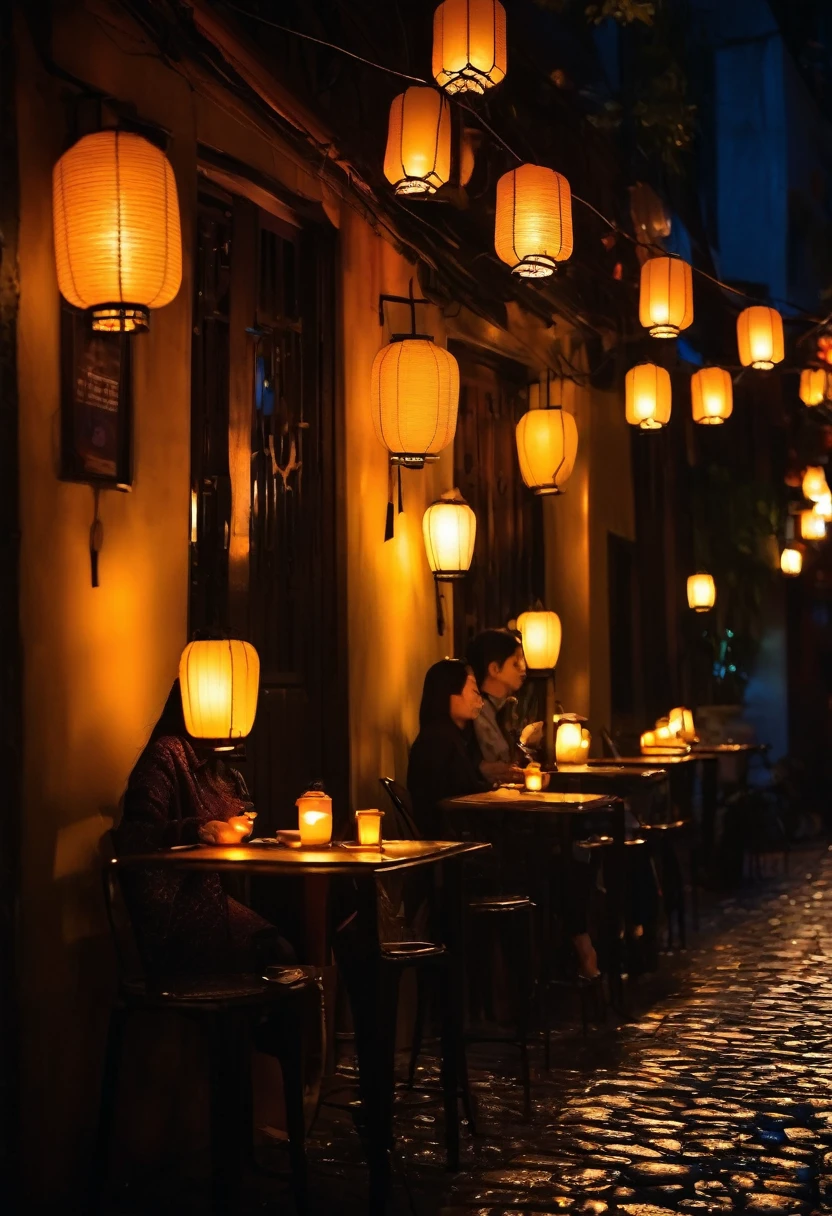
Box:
left=115, top=681, right=292, bottom=976
left=406, top=659, right=490, bottom=837
left=467, top=629, right=599, bottom=982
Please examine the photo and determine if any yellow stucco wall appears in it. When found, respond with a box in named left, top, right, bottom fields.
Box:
left=340, top=211, right=454, bottom=809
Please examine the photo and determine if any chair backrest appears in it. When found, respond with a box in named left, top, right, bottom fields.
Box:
left=99, top=831, right=145, bottom=983
left=379, top=777, right=421, bottom=840
left=600, top=727, right=621, bottom=759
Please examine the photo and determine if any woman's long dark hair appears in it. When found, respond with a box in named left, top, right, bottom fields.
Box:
left=419, top=659, right=472, bottom=730
left=150, top=679, right=189, bottom=743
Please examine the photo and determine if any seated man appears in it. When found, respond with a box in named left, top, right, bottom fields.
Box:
left=466, top=628, right=540, bottom=782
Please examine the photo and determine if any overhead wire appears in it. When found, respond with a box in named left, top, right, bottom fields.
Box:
left=218, top=3, right=829, bottom=330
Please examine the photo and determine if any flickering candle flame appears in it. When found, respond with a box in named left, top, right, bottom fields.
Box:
left=524, top=763, right=544, bottom=792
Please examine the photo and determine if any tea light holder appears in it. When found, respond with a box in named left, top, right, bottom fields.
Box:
left=355, top=809, right=384, bottom=847
left=524, top=763, right=544, bottom=792
left=296, top=790, right=333, bottom=847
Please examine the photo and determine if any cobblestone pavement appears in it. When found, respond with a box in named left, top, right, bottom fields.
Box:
left=108, top=845, right=832, bottom=1213
left=303, top=846, right=832, bottom=1216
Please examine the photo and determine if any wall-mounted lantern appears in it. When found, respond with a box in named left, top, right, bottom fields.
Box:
left=53, top=130, right=182, bottom=333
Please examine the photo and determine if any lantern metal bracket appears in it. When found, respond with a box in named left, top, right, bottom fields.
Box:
left=378, top=280, right=431, bottom=334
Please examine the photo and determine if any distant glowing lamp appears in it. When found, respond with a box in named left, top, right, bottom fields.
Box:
left=517, top=608, right=562, bottom=673
left=780, top=547, right=803, bottom=576
left=802, top=465, right=829, bottom=503
left=639, top=256, right=693, bottom=338
left=687, top=573, right=716, bottom=613
left=799, top=367, right=832, bottom=407
left=800, top=509, right=826, bottom=541
left=737, top=306, right=784, bottom=370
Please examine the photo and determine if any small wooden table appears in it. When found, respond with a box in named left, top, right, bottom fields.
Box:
left=544, top=763, right=669, bottom=798
left=114, top=839, right=489, bottom=1214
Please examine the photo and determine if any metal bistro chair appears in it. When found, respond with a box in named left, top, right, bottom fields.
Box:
left=92, top=849, right=319, bottom=1215
left=380, top=778, right=537, bottom=1121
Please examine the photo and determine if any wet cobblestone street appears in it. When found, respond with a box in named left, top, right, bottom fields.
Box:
left=306, top=846, right=832, bottom=1215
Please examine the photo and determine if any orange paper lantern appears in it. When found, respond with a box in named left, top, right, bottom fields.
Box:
left=371, top=337, right=459, bottom=466
left=799, top=367, right=832, bottom=407
left=737, top=306, right=784, bottom=370
left=687, top=573, right=716, bottom=612
left=691, top=366, right=733, bottom=425
left=53, top=130, right=182, bottom=333
left=179, top=640, right=260, bottom=741
left=432, top=0, right=507, bottom=95
left=383, top=87, right=451, bottom=196
left=495, top=164, right=573, bottom=278
left=422, top=491, right=477, bottom=579
left=780, top=547, right=802, bottom=576
left=625, top=363, right=672, bottom=430
left=639, top=256, right=693, bottom=338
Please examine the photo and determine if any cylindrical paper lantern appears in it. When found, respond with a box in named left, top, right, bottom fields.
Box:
left=737, top=306, right=784, bottom=370
left=687, top=573, right=716, bottom=612
left=371, top=337, right=459, bottom=466
left=691, top=366, right=733, bottom=425
left=432, top=0, right=507, bottom=95
left=802, top=465, right=829, bottom=502
left=422, top=490, right=476, bottom=579
left=53, top=130, right=182, bottom=332
left=799, top=367, right=832, bottom=407
left=801, top=509, right=826, bottom=541
left=179, top=639, right=260, bottom=741
left=639, top=256, right=693, bottom=338
left=495, top=164, right=573, bottom=278
left=516, top=383, right=578, bottom=495
left=517, top=609, right=561, bottom=672
left=780, top=547, right=803, bottom=576
left=383, top=87, right=451, bottom=196
left=815, top=494, right=832, bottom=522
left=625, top=363, right=672, bottom=430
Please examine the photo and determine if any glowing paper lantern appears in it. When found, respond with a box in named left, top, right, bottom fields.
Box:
left=799, top=368, right=832, bottom=407
left=737, top=306, right=784, bottom=370
left=432, top=0, right=507, bottom=95
left=384, top=87, right=451, bottom=196
left=687, top=573, right=716, bottom=613
left=802, top=466, right=829, bottom=502
left=422, top=490, right=476, bottom=579
left=516, top=380, right=579, bottom=495
left=53, top=130, right=182, bottom=333
left=517, top=609, right=561, bottom=673
left=815, top=494, right=832, bottom=522
left=629, top=182, right=672, bottom=244
left=179, top=639, right=260, bottom=741
left=625, top=363, right=672, bottom=430
left=495, top=164, right=573, bottom=278
left=691, top=367, right=733, bottom=425
left=668, top=706, right=697, bottom=742
left=639, top=256, right=693, bottom=338
left=640, top=725, right=688, bottom=754
left=371, top=337, right=459, bottom=467
left=556, top=722, right=590, bottom=764
left=780, top=547, right=803, bottom=576
left=801, top=509, right=826, bottom=541
left=297, top=790, right=333, bottom=847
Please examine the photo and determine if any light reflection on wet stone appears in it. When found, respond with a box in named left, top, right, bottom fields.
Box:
left=275, top=851, right=832, bottom=1216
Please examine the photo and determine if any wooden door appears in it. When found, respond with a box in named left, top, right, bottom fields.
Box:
left=189, top=193, right=347, bottom=836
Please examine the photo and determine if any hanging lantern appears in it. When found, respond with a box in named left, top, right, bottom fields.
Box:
left=53, top=130, right=182, bottom=333
left=815, top=494, right=832, bottom=522
left=495, top=164, right=573, bottom=278
left=516, top=378, right=579, bottom=495
left=687, top=573, right=716, bottom=613
left=516, top=608, right=561, bottom=673
left=802, top=465, right=829, bottom=502
left=179, top=639, right=260, bottom=742
left=422, top=490, right=477, bottom=580
left=736, top=306, right=784, bottom=370
left=799, top=368, right=832, bottom=407
left=691, top=367, right=733, bottom=425
left=780, top=547, right=803, bottom=576
left=625, top=363, right=672, bottom=430
left=629, top=182, right=671, bottom=246
left=639, top=256, right=693, bottom=338
left=432, top=0, right=507, bottom=96
left=384, top=87, right=451, bottom=196
left=371, top=336, right=459, bottom=467
left=801, top=509, right=826, bottom=541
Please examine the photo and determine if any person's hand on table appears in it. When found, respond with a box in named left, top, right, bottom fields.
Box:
left=198, top=813, right=256, bottom=845
left=480, top=760, right=526, bottom=784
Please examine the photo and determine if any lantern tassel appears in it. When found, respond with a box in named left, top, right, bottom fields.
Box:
left=397, top=463, right=403, bottom=514
left=384, top=458, right=395, bottom=542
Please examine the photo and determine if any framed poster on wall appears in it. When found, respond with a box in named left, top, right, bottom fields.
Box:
left=60, top=303, right=132, bottom=488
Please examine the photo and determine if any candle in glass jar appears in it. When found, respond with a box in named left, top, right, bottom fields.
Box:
left=524, top=763, right=544, bottom=792
left=355, top=809, right=384, bottom=847
left=296, top=790, right=333, bottom=847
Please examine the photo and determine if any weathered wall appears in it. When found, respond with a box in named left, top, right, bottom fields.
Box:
left=15, top=7, right=195, bottom=1198
left=340, top=210, right=454, bottom=810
